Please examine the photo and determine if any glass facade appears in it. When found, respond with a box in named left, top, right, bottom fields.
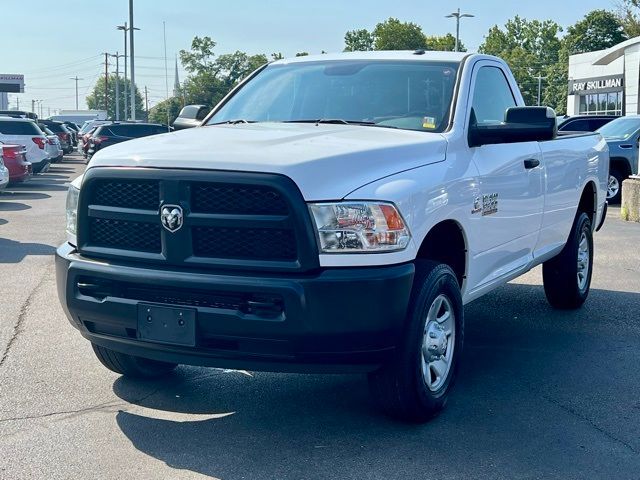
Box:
left=578, top=91, right=622, bottom=115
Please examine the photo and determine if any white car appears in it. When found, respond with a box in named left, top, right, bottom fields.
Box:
left=40, top=125, right=64, bottom=162
left=57, top=51, right=608, bottom=422
left=0, top=117, right=50, bottom=173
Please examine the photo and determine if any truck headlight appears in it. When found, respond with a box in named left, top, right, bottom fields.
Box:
left=66, top=184, right=80, bottom=246
left=309, top=202, right=410, bottom=253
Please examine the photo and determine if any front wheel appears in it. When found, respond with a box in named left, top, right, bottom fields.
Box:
left=542, top=212, right=593, bottom=309
left=607, top=168, right=623, bottom=204
left=91, top=343, right=178, bottom=378
left=368, top=261, right=464, bottom=422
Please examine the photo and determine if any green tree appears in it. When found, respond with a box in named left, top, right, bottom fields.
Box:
left=148, top=97, right=183, bottom=125
left=373, top=18, right=428, bottom=50
left=425, top=33, right=466, bottom=52
left=479, top=16, right=563, bottom=108
left=344, top=29, right=374, bottom=51
left=295, top=52, right=309, bottom=57
left=271, top=52, right=284, bottom=60
left=618, top=0, right=640, bottom=37
left=179, top=36, right=218, bottom=75
left=565, top=10, right=627, bottom=55
left=85, top=74, right=144, bottom=119
left=177, top=37, right=269, bottom=110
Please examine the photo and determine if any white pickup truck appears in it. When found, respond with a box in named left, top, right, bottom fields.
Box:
left=57, top=51, right=608, bottom=422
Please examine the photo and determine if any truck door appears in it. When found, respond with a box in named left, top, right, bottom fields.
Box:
left=466, top=64, right=544, bottom=290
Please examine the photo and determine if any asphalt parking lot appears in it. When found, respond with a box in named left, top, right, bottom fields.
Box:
left=0, top=157, right=639, bottom=479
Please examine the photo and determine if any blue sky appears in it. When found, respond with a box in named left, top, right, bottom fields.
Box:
left=1, top=0, right=615, bottom=112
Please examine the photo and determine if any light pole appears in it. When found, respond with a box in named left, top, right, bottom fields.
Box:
left=445, top=8, right=474, bottom=52
left=129, top=0, right=136, bottom=120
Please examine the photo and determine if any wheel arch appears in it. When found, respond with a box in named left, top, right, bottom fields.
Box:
left=577, top=180, right=598, bottom=227
left=415, top=219, right=468, bottom=289
left=609, top=156, right=632, bottom=177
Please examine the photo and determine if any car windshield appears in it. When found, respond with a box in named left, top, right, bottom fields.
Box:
left=597, top=117, right=640, bottom=140
left=207, top=60, right=459, bottom=133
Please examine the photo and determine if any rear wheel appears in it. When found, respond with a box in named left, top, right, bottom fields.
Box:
left=91, top=343, right=178, bottom=378
left=542, top=212, right=593, bottom=309
left=368, top=261, right=464, bottom=422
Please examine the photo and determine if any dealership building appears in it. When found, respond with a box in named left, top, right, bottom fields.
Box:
left=567, top=37, right=640, bottom=116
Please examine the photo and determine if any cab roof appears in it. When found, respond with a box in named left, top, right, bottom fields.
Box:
left=272, top=50, right=470, bottom=65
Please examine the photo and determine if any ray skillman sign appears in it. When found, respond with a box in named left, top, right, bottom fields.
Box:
left=569, top=75, right=623, bottom=95
left=0, top=74, right=25, bottom=93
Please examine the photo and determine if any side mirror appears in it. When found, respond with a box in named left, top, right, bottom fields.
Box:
left=172, top=105, right=211, bottom=130
left=469, top=106, right=557, bottom=147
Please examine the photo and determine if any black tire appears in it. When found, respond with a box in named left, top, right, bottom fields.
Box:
left=91, top=343, right=178, bottom=378
left=368, top=260, right=464, bottom=423
left=543, top=212, right=593, bottom=309
left=607, top=167, right=623, bottom=204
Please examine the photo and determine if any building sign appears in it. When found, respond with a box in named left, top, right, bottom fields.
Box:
left=569, top=75, right=624, bottom=95
left=0, top=74, right=25, bottom=93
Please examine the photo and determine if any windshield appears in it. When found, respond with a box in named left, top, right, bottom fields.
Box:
left=207, top=60, right=459, bottom=133
left=597, top=117, right=640, bottom=140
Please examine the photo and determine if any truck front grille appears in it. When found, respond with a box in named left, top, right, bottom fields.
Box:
left=77, top=169, right=319, bottom=272
left=92, top=180, right=160, bottom=210
left=89, top=217, right=161, bottom=253
left=192, top=226, right=297, bottom=260
left=191, top=183, right=288, bottom=215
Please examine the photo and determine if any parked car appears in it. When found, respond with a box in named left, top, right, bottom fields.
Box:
left=87, top=122, right=170, bottom=158
left=39, top=120, right=73, bottom=154
left=78, top=120, right=113, bottom=154
left=62, top=121, right=79, bottom=147
left=39, top=124, right=64, bottom=163
left=172, top=105, right=209, bottom=130
left=0, top=117, right=50, bottom=173
left=58, top=51, right=608, bottom=423
left=0, top=149, right=9, bottom=192
left=558, top=115, right=618, bottom=133
left=0, top=110, right=38, bottom=121
left=596, top=116, right=640, bottom=203
left=81, top=126, right=99, bottom=159
left=0, top=142, right=31, bottom=183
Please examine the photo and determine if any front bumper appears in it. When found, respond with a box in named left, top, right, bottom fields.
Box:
left=56, top=243, right=414, bottom=373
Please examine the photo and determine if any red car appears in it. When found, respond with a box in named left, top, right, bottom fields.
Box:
left=1, top=143, right=31, bottom=183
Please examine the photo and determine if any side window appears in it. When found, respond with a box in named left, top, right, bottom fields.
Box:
left=471, top=66, right=516, bottom=125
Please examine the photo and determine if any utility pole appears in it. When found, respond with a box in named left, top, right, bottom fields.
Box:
left=163, top=21, right=171, bottom=131
left=535, top=74, right=546, bottom=106
left=111, top=53, right=122, bottom=120
left=70, top=76, right=83, bottom=110
left=129, top=0, right=136, bottom=120
left=104, top=53, right=109, bottom=114
left=15, top=97, right=19, bottom=110
left=31, top=99, right=35, bottom=114
left=445, top=8, right=474, bottom=52
left=144, top=85, right=149, bottom=121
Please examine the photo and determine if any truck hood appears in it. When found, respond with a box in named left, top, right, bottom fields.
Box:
left=87, top=123, right=447, bottom=200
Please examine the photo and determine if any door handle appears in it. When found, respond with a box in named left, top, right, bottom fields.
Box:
left=524, top=158, right=540, bottom=169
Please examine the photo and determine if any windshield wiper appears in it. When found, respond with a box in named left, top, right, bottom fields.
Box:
left=209, top=119, right=256, bottom=125
left=284, top=119, right=401, bottom=129
left=285, top=119, right=375, bottom=126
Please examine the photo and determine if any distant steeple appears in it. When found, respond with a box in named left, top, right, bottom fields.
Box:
left=173, top=56, right=180, bottom=97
